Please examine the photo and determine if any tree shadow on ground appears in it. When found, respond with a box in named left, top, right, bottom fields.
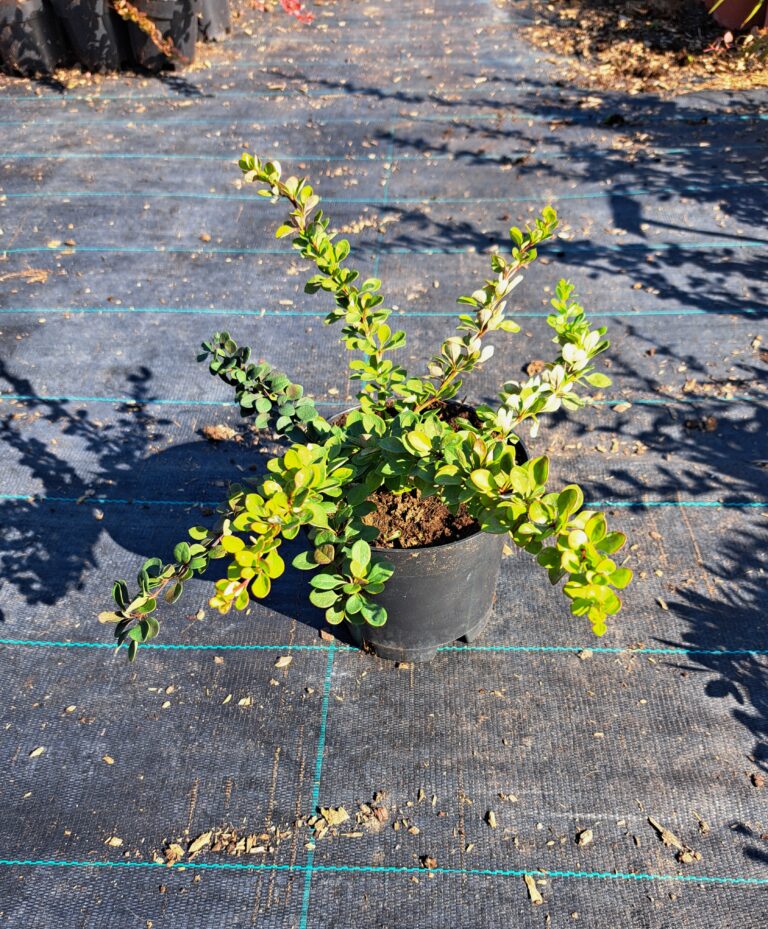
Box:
left=0, top=360, right=323, bottom=634
left=265, top=66, right=768, bottom=318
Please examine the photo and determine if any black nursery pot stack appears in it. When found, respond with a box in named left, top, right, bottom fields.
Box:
left=0, top=0, right=67, bottom=75
left=0, top=0, right=231, bottom=75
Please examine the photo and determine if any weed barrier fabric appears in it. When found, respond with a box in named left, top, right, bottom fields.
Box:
left=0, top=0, right=767, bottom=925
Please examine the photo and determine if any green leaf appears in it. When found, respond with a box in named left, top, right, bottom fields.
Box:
left=557, top=485, right=583, bottom=517
left=609, top=567, right=633, bottom=589
left=470, top=469, right=493, bottom=493
left=360, top=599, right=387, bottom=627
left=127, top=640, right=138, bottom=662
left=349, top=539, right=371, bottom=569
left=313, top=544, right=336, bottom=565
left=251, top=573, right=271, bottom=598
left=585, top=372, right=612, bottom=388
left=325, top=606, right=346, bottom=625
left=346, top=594, right=364, bottom=614
left=531, top=456, right=549, bottom=487
left=598, top=532, right=626, bottom=554
left=164, top=582, right=183, bottom=604
left=309, top=589, right=337, bottom=609
left=403, top=430, right=432, bottom=456
left=98, top=611, right=123, bottom=624
left=293, top=551, right=319, bottom=570
left=310, top=573, right=344, bottom=590
left=112, top=580, right=129, bottom=610
left=189, top=526, right=208, bottom=541
left=173, top=542, right=191, bottom=564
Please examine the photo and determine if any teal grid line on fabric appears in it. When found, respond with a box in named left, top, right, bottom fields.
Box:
left=0, top=493, right=765, bottom=510
left=1, top=640, right=765, bottom=657
left=1, top=141, right=765, bottom=161
left=2, top=108, right=767, bottom=129
left=299, top=644, right=336, bottom=929
left=0, top=393, right=768, bottom=409
left=2, top=306, right=766, bottom=320
left=0, top=857, right=765, bottom=886
left=0, top=391, right=763, bottom=409
left=4, top=179, right=768, bottom=208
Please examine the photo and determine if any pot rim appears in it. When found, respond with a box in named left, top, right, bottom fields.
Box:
left=328, top=402, right=529, bottom=555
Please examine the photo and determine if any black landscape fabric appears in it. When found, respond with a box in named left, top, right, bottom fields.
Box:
left=0, top=1, right=767, bottom=927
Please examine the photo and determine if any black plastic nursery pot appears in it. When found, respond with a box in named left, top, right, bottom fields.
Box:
left=195, top=0, right=229, bottom=41
left=343, top=423, right=529, bottom=664
left=0, top=0, right=67, bottom=75
left=128, top=0, right=196, bottom=70
left=347, top=529, right=508, bottom=664
left=50, top=0, right=129, bottom=72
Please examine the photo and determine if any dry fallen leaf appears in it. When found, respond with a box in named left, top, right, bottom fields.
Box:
left=320, top=807, right=349, bottom=827
left=237, top=696, right=253, bottom=707
left=164, top=842, right=185, bottom=866
left=486, top=810, right=497, bottom=829
left=187, top=831, right=213, bottom=858
left=28, top=746, right=45, bottom=759
left=523, top=874, right=544, bottom=905
left=420, top=855, right=437, bottom=870
left=102, top=755, right=115, bottom=765
left=613, top=401, right=632, bottom=413
left=576, top=828, right=594, bottom=847
left=105, top=836, right=123, bottom=847
left=274, top=656, right=293, bottom=669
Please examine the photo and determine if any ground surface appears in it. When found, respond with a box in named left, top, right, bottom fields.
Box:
left=522, top=0, right=768, bottom=95
left=0, top=1, right=767, bottom=927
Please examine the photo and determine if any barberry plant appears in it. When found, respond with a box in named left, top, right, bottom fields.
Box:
left=101, top=154, right=632, bottom=660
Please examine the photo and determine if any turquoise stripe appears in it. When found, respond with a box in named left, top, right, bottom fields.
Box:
left=0, top=393, right=339, bottom=407
left=1, top=142, right=764, bottom=162
left=299, top=645, right=336, bottom=928
left=4, top=240, right=767, bottom=258
left=2, top=109, right=767, bottom=129
left=0, top=493, right=764, bottom=509
left=1, top=639, right=765, bottom=657
left=3, top=185, right=768, bottom=210
left=0, top=857, right=764, bottom=886
left=0, top=391, right=761, bottom=408
left=589, top=500, right=768, bottom=508
left=0, top=306, right=765, bottom=320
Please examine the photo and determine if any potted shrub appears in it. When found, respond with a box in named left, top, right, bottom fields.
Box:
left=101, top=154, right=633, bottom=663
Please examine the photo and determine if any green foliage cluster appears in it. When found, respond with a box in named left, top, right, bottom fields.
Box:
left=102, top=154, right=633, bottom=660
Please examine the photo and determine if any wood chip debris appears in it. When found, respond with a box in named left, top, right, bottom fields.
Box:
left=274, top=655, right=292, bottom=669
left=486, top=810, right=497, bottom=829
left=162, top=825, right=292, bottom=865
left=28, top=746, right=45, bottom=758
left=105, top=836, right=124, bottom=847
left=576, top=828, right=594, bottom=847
left=647, top=817, right=701, bottom=864
left=523, top=873, right=544, bottom=905
left=201, top=424, right=237, bottom=442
